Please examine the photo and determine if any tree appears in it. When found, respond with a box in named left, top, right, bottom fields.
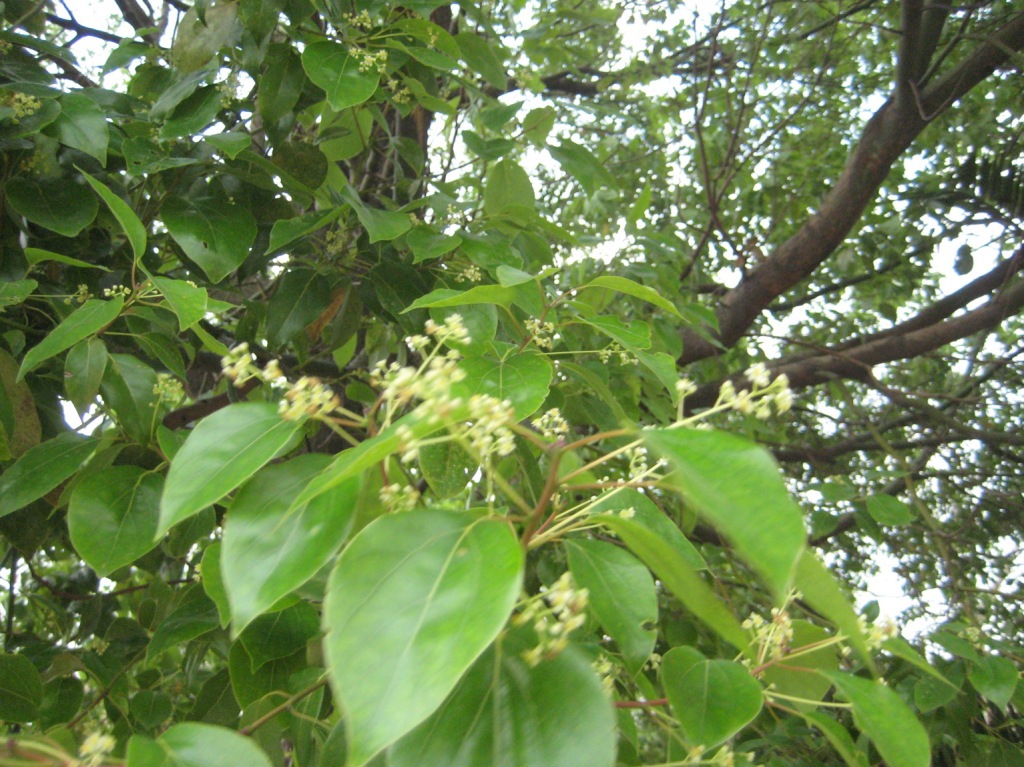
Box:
left=0, top=0, right=1022, bottom=764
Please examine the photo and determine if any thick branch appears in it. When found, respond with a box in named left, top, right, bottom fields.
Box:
left=678, top=11, right=1024, bottom=365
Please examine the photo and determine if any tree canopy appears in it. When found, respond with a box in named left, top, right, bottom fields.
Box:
left=1, top=1, right=1022, bottom=765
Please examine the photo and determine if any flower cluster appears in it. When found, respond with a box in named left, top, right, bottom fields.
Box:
left=516, top=572, right=590, bottom=666
left=861, top=615, right=898, bottom=650
left=592, top=654, right=617, bottom=695
left=4, top=91, right=42, bottom=123
left=380, top=482, right=421, bottom=513
left=716, top=363, right=793, bottom=419
left=598, top=342, right=638, bottom=365
left=454, top=263, right=483, bottom=283
left=355, top=47, right=389, bottom=74
left=743, top=604, right=795, bottom=664
left=79, top=732, right=116, bottom=767
left=152, top=373, right=185, bottom=405
left=345, top=9, right=374, bottom=29
left=64, top=284, right=92, bottom=305
left=525, top=316, right=555, bottom=349
left=102, top=285, right=132, bottom=299
left=532, top=407, right=569, bottom=440
left=465, top=394, right=516, bottom=458
left=220, top=342, right=258, bottom=386
left=279, top=376, right=341, bottom=421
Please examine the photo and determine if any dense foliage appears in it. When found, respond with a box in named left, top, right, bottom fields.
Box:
left=1, top=1, right=1022, bottom=765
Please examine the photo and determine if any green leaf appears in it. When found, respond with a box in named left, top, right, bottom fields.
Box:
left=0, top=432, right=100, bottom=519
left=267, top=208, right=343, bottom=255
left=81, top=170, right=147, bottom=263
left=68, top=466, right=162, bottom=577
left=407, top=225, right=462, bottom=263
left=162, top=196, right=257, bottom=283
left=521, top=106, right=555, bottom=145
left=969, top=655, right=1018, bottom=708
left=454, top=32, right=508, bottom=90
left=567, top=539, right=657, bottom=675
left=222, top=454, right=359, bottom=634
left=200, top=541, right=232, bottom=628
left=24, top=248, right=109, bottom=271
left=18, top=296, right=123, bottom=380
left=40, top=675, right=84, bottom=728
left=590, top=488, right=706, bottom=570
left=323, top=509, right=523, bottom=766
left=403, top=284, right=518, bottom=312
left=151, top=277, right=211, bottom=331
left=158, top=403, right=305, bottom=536
left=340, top=186, right=411, bottom=243
left=662, top=647, right=763, bottom=747
left=131, top=690, right=173, bottom=729
left=127, top=723, right=273, bottom=767
left=160, top=85, right=222, bottom=138
left=4, top=177, right=97, bottom=237
left=171, top=1, right=240, bottom=73
left=762, top=621, right=838, bottom=710
left=451, top=350, right=553, bottom=420
left=147, top=585, right=220, bottom=661
left=266, top=268, right=331, bottom=346
left=793, top=551, right=874, bottom=670
left=548, top=140, right=617, bottom=195
left=643, top=428, right=806, bottom=599
left=389, top=631, right=615, bottom=767
left=0, top=279, right=38, bottom=310
left=50, top=93, right=108, bottom=163
left=865, top=494, right=914, bottom=526
left=100, top=353, right=161, bottom=445
left=227, top=642, right=305, bottom=709
left=822, top=671, right=930, bottom=767
left=302, top=41, right=380, bottom=111
left=204, top=131, right=251, bottom=159
left=581, top=315, right=652, bottom=351
left=239, top=603, right=319, bottom=671
left=0, top=348, right=41, bottom=459
left=0, top=654, right=43, bottom=723
left=257, top=45, right=304, bottom=123
left=801, top=710, right=868, bottom=767
left=484, top=158, right=535, bottom=217
left=598, top=514, right=751, bottom=656
left=419, top=440, right=475, bottom=498
left=580, top=275, right=682, bottom=318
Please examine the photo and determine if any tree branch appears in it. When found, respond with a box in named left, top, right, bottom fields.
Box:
left=678, top=10, right=1024, bottom=365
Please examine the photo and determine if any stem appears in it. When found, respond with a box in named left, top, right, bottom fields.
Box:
left=614, top=697, right=668, bottom=708
left=238, top=674, right=329, bottom=736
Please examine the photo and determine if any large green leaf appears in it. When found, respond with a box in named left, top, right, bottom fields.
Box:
left=822, top=671, right=930, bottom=767
left=238, top=603, right=320, bottom=672
left=0, top=653, right=42, bottom=723
left=454, top=32, right=508, bottom=90
left=590, top=488, right=706, bottom=570
left=266, top=268, right=331, bottom=346
left=171, top=0, right=240, bottom=73
left=643, top=428, right=806, bottom=599
left=969, top=654, right=1019, bottom=708
left=419, top=440, right=475, bottom=498
left=580, top=275, right=683, bottom=318
left=222, top=454, right=360, bottom=634
left=151, top=277, right=212, bottom=331
left=793, top=551, right=874, bottom=669
left=50, top=92, right=108, bottom=162
left=323, top=509, right=523, bottom=766
left=81, top=170, right=147, bottom=262
left=162, top=196, right=257, bottom=283
left=127, top=723, right=273, bottom=767
left=159, top=403, right=304, bottom=536
left=4, top=177, right=97, bottom=237
left=389, top=632, right=615, bottom=767
left=64, top=337, right=108, bottom=414
left=17, top=296, right=123, bottom=380
left=662, top=647, right=763, bottom=748
left=762, top=621, right=838, bottom=710
left=0, top=279, right=38, bottom=309
left=403, top=285, right=518, bottom=312
left=0, top=432, right=100, bottom=519
left=599, top=514, right=750, bottom=657
left=451, top=350, right=552, bottom=420
left=340, top=185, right=412, bottom=243
left=567, top=539, right=657, bottom=675
left=146, top=586, right=220, bottom=661
left=484, top=158, right=534, bottom=218
left=302, top=41, right=380, bottom=110
left=68, top=466, right=163, bottom=576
